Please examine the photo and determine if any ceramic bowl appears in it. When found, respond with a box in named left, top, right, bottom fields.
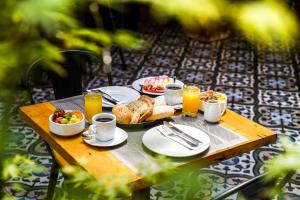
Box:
left=199, top=92, right=227, bottom=113
left=49, top=110, right=85, bottom=136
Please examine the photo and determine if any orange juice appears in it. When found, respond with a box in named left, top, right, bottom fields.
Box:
left=182, top=84, right=200, bottom=117
left=84, top=93, right=102, bottom=123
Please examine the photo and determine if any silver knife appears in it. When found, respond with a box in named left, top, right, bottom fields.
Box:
left=164, top=121, right=203, bottom=145
left=89, top=88, right=121, bottom=103
left=156, top=127, right=195, bottom=150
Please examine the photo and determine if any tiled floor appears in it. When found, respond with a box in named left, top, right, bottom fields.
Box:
left=3, top=22, right=300, bottom=199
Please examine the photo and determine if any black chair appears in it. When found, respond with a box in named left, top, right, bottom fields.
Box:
left=212, top=171, right=295, bottom=200
left=25, top=49, right=112, bottom=199
left=26, top=49, right=112, bottom=103
left=79, top=2, right=129, bottom=70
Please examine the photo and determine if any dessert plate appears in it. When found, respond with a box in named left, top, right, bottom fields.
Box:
left=132, top=77, right=184, bottom=96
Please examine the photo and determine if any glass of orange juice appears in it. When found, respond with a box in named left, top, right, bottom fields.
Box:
left=84, top=93, right=102, bottom=123
left=182, top=84, right=200, bottom=117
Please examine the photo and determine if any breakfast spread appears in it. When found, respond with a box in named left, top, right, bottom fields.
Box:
left=112, top=95, right=174, bottom=124
left=200, top=90, right=226, bottom=102
left=142, top=75, right=173, bottom=93
left=52, top=109, right=83, bottom=124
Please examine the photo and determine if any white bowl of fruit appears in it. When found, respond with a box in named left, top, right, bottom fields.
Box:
left=49, top=109, right=85, bottom=136
left=199, top=90, right=227, bottom=113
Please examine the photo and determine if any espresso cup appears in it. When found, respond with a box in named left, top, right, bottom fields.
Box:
left=164, top=83, right=183, bottom=105
left=89, top=113, right=116, bottom=141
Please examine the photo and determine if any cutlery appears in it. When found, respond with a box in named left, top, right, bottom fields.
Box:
left=164, top=121, right=202, bottom=145
left=161, top=126, right=199, bottom=147
left=156, top=127, right=195, bottom=150
left=139, top=84, right=144, bottom=92
left=96, top=88, right=121, bottom=102
left=102, top=95, right=118, bottom=105
left=89, top=88, right=121, bottom=103
left=88, top=89, right=120, bottom=105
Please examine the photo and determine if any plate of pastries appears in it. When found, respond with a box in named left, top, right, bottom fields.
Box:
left=112, top=95, right=175, bottom=127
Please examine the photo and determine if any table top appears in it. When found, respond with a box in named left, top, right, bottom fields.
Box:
left=19, top=100, right=276, bottom=191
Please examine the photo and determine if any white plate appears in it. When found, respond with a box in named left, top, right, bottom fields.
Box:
left=132, top=77, right=184, bottom=96
left=83, top=127, right=128, bottom=147
left=92, top=86, right=140, bottom=108
left=142, top=124, right=210, bottom=157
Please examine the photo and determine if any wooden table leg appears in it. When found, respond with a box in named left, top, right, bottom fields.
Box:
left=131, top=187, right=150, bottom=200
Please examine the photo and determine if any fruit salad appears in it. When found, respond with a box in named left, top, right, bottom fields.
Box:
left=200, top=90, right=226, bottom=102
left=143, top=75, right=173, bottom=93
left=52, top=109, right=83, bottom=124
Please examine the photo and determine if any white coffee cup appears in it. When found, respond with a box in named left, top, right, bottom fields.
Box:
left=89, top=113, right=116, bottom=141
left=164, top=83, right=183, bottom=105
left=204, top=101, right=226, bottom=123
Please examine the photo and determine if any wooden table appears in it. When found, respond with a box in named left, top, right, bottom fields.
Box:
left=19, top=101, right=276, bottom=198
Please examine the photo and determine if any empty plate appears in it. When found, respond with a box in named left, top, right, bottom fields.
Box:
left=142, top=124, right=210, bottom=157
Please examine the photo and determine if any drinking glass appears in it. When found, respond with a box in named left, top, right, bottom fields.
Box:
left=84, top=93, right=102, bottom=123
left=182, top=84, right=200, bottom=117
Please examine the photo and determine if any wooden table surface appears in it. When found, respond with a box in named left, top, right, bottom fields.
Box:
left=19, top=102, right=276, bottom=191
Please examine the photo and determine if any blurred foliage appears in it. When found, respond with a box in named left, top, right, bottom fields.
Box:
left=236, top=0, right=298, bottom=46
left=137, top=155, right=175, bottom=183
left=59, top=164, right=131, bottom=200
left=264, top=137, right=300, bottom=198
left=104, top=0, right=299, bottom=46
left=1, top=0, right=300, bottom=199
left=2, top=155, right=42, bottom=181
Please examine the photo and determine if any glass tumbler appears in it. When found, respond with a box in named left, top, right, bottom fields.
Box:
left=182, top=84, right=200, bottom=117
left=84, top=93, right=102, bottom=123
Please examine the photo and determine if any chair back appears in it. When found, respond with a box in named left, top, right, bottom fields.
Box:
left=26, top=50, right=112, bottom=103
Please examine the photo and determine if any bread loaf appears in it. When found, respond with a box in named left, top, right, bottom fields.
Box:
left=146, top=105, right=174, bottom=121
left=112, top=95, right=174, bottom=124
left=112, top=104, right=132, bottom=124
left=113, top=95, right=155, bottom=124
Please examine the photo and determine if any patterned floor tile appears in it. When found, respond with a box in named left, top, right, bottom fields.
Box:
left=151, top=44, right=185, bottom=57
left=216, top=73, right=254, bottom=87
left=257, top=63, right=295, bottom=76
left=257, top=50, right=292, bottom=64
left=218, top=60, right=254, bottom=74
left=181, top=57, right=217, bottom=71
left=137, top=66, right=176, bottom=78
left=144, top=54, right=181, bottom=68
left=221, top=49, right=254, bottom=62
left=258, top=90, right=300, bottom=108
left=177, top=69, right=214, bottom=85
left=156, top=35, right=189, bottom=47
left=112, top=51, right=145, bottom=65
left=257, top=75, right=298, bottom=91
left=185, top=46, right=219, bottom=59
left=256, top=106, right=300, bottom=129
left=215, top=86, right=255, bottom=105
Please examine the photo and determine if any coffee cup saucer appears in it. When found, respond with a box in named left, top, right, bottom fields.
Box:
left=83, top=127, right=128, bottom=147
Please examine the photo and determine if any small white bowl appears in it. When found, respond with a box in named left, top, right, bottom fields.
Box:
left=199, top=92, right=227, bottom=113
left=49, top=111, right=85, bottom=136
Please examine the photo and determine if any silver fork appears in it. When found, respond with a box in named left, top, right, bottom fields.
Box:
left=156, top=127, right=195, bottom=150
left=161, top=126, right=199, bottom=147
